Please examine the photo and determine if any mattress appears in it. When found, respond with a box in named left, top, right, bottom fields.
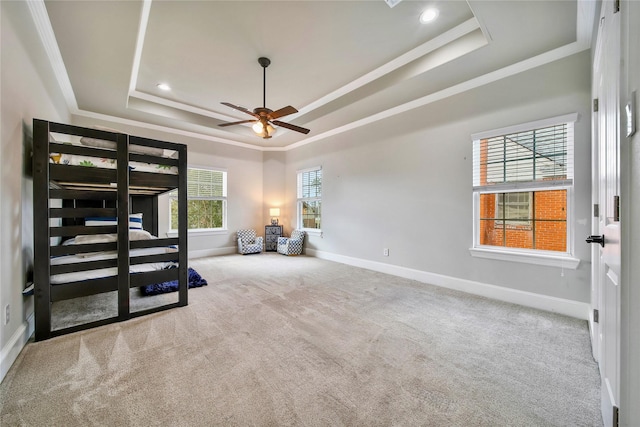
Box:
left=49, top=247, right=178, bottom=285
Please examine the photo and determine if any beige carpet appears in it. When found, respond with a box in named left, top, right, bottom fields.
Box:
left=1, top=254, right=601, bottom=426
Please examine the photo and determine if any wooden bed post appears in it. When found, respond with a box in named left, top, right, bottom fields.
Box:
left=32, top=119, right=52, bottom=340
left=116, top=133, right=130, bottom=319
left=177, top=144, right=188, bottom=307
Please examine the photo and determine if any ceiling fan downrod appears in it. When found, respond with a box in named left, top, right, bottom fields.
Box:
left=258, top=57, right=271, bottom=109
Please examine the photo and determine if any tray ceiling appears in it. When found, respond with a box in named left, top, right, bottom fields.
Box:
left=35, top=0, right=589, bottom=150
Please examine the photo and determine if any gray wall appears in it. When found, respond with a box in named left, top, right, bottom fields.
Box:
left=285, top=51, right=592, bottom=303
left=262, top=151, right=287, bottom=232
left=1, top=0, right=70, bottom=365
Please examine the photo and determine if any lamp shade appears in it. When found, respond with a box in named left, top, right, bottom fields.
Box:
left=269, top=208, right=280, bottom=217
left=253, top=121, right=277, bottom=138
left=252, top=122, right=264, bottom=134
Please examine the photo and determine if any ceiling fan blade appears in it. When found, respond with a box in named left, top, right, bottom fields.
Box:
left=268, top=105, right=298, bottom=120
left=218, top=119, right=256, bottom=127
left=272, top=120, right=311, bottom=135
left=221, top=102, right=260, bottom=119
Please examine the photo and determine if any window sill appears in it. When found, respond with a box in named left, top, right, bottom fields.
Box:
left=166, top=229, right=228, bottom=238
left=302, top=229, right=323, bottom=238
left=468, top=247, right=580, bottom=269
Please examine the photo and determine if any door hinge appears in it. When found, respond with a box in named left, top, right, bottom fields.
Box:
left=593, top=309, right=599, bottom=323
left=614, top=0, right=620, bottom=13
left=594, top=203, right=599, bottom=218
left=593, top=98, right=599, bottom=112
left=613, top=405, right=619, bottom=427
left=614, top=195, right=620, bottom=222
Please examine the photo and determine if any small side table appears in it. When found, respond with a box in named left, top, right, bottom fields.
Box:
left=265, top=225, right=282, bottom=252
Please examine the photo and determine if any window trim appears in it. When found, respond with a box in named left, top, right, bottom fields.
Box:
left=168, top=165, right=228, bottom=235
left=471, top=114, right=578, bottom=266
left=297, top=166, right=322, bottom=233
left=468, top=247, right=580, bottom=269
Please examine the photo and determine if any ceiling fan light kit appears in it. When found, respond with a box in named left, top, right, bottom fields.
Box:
left=252, top=120, right=276, bottom=138
left=219, top=57, right=310, bottom=139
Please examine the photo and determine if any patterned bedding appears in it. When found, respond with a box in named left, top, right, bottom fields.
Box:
left=49, top=153, right=178, bottom=174
left=49, top=131, right=178, bottom=175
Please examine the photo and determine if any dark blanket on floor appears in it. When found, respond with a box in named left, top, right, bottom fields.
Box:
left=141, top=267, right=208, bottom=296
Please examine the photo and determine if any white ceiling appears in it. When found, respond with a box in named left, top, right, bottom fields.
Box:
left=34, top=0, right=593, bottom=150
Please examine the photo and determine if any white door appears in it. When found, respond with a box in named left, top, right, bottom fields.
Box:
left=591, top=2, right=622, bottom=426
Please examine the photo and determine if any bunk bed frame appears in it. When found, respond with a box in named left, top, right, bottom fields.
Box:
left=32, top=119, right=188, bottom=341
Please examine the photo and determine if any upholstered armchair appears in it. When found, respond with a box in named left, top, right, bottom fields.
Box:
left=277, top=229, right=305, bottom=256
left=237, top=229, right=263, bottom=255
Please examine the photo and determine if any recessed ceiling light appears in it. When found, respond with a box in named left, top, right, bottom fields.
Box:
left=420, top=8, right=439, bottom=24
left=156, top=83, right=171, bottom=91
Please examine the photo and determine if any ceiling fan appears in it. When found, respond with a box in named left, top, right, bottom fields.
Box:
left=218, top=57, right=310, bottom=139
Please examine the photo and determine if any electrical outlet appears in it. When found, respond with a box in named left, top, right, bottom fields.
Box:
left=4, top=304, right=9, bottom=325
left=383, top=248, right=389, bottom=257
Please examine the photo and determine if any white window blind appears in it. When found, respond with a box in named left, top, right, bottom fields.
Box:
left=187, top=168, right=226, bottom=198
left=170, top=167, right=227, bottom=231
left=473, top=121, right=574, bottom=191
left=298, top=168, right=322, bottom=198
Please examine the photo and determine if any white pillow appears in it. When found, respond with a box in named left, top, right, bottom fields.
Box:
left=79, top=137, right=165, bottom=157
left=73, top=229, right=154, bottom=245
left=80, top=125, right=164, bottom=156
left=129, top=213, right=143, bottom=230
left=79, top=125, right=122, bottom=150
left=129, top=229, right=154, bottom=241
left=85, top=213, right=143, bottom=230
left=73, top=233, right=117, bottom=244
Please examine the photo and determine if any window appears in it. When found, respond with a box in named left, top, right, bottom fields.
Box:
left=472, top=114, right=576, bottom=258
left=297, top=167, right=322, bottom=231
left=170, top=167, right=227, bottom=232
left=496, top=192, right=531, bottom=226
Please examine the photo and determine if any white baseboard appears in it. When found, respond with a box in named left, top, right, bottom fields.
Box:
left=189, top=246, right=236, bottom=259
left=1, top=313, right=34, bottom=383
left=307, top=249, right=590, bottom=320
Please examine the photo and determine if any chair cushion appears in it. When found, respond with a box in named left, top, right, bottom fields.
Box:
left=287, top=239, right=304, bottom=254
left=290, top=230, right=305, bottom=240
left=237, top=229, right=257, bottom=244
left=242, top=243, right=262, bottom=254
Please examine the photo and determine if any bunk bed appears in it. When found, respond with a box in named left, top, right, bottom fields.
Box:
left=32, top=119, right=188, bottom=341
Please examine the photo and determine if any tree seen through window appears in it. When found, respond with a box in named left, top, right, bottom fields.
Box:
left=170, top=167, right=226, bottom=230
